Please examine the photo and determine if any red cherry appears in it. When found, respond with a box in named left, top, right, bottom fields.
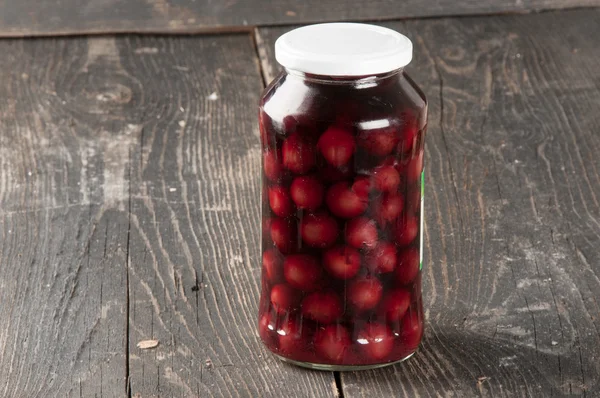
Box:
left=301, top=291, right=343, bottom=323
left=290, top=176, right=324, bottom=210
left=395, top=215, right=419, bottom=246
left=351, top=176, right=373, bottom=202
left=405, top=151, right=423, bottom=183
left=357, top=322, right=394, bottom=360
left=283, top=254, right=322, bottom=291
left=258, top=312, right=276, bottom=344
left=270, top=218, right=297, bottom=254
left=268, top=186, right=294, bottom=217
left=318, top=125, right=356, bottom=167
left=283, top=114, right=304, bottom=134
left=300, top=212, right=338, bottom=248
left=277, top=317, right=306, bottom=356
left=263, top=249, right=283, bottom=282
left=322, top=245, right=361, bottom=280
left=263, top=149, right=283, bottom=181
left=405, top=187, right=421, bottom=215
left=270, top=284, right=298, bottom=314
left=399, top=130, right=417, bottom=156
left=314, top=325, right=351, bottom=363
left=282, top=114, right=298, bottom=133
left=372, top=165, right=400, bottom=193
left=379, top=289, right=411, bottom=322
left=345, top=217, right=378, bottom=249
left=282, top=133, right=316, bottom=174
left=398, top=112, right=418, bottom=154
left=365, top=242, right=397, bottom=274
left=348, top=276, right=383, bottom=311
left=259, top=111, right=275, bottom=148
left=395, top=248, right=420, bottom=285
left=357, top=126, right=399, bottom=157
left=325, top=182, right=368, bottom=219
left=374, top=193, right=404, bottom=225
left=262, top=217, right=272, bottom=242
left=401, top=310, right=423, bottom=349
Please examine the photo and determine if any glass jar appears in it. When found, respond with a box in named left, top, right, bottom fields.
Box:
left=257, top=23, right=427, bottom=370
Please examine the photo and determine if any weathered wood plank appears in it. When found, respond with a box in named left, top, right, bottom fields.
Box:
left=258, top=8, right=600, bottom=396
left=0, top=38, right=132, bottom=397
left=1, top=0, right=600, bottom=37
left=122, top=35, right=337, bottom=397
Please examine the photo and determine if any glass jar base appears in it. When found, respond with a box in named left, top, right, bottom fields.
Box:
left=274, top=350, right=417, bottom=371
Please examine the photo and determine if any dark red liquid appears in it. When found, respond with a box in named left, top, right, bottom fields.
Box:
left=258, top=70, right=427, bottom=367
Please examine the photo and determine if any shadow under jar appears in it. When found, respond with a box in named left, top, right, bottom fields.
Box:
left=258, top=23, right=427, bottom=371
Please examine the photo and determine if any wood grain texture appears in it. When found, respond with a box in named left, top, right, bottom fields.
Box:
left=0, top=34, right=338, bottom=397
left=121, top=35, right=337, bottom=397
left=258, top=8, right=600, bottom=396
left=1, top=0, right=600, bottom=37
left=0, top=38, right=131, bottom=397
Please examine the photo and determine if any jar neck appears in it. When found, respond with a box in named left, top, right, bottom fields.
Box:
left=284, top=68, right=404, bottom=87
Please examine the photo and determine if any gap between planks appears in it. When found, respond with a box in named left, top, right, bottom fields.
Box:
left=2, top=6, right=599, bottom=39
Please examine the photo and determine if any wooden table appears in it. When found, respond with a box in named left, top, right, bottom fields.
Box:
left=1, top=1, right=600, bottom=396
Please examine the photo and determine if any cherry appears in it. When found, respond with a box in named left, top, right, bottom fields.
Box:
left=263, top=149, right=283, bottom=182
left=262, top=217, right=272, bottom=242
left=372, top=165, right=400, bottom=193
left=277, top=317, right=306, bottom=356
left=326, top=182, right=368, bottom=219
left=374, top=193, right=404, bottom=225
left=398, top=112, right=418, bottom=154
left=301, top=291, right=343, bottom=323
left=290, top=175, right=324, bottom=210
left=259, top=312, right=276, bottom=344
left=378, top=289, right=411, bottom=322
left=405, top=186, right=421, bottom=215
left=365, top=242, right=397, bottom=274
left=357, top=126, right=399, bottom=157
left=259, top=111, right=275, bottom=148
left=270, top=284, right=299, bottom=314
left=314, top=324, right=351, bottom=363
left=300, top=212, right=338, bottom=248
left=284, top=254, right=322, bottom=291
left=351, top=176, right=373, bottom=202
left=270, top=217, right=297, bottom=254
left=348, top=276, right=383, bottom=311
left=268, top=186, right=294, bottom=217
left=282, top=114, right=299, bottom=134
left=395, top=248, right=420, bottom=285
left=357, top=322, right=394, bottom=360
left=263, top=249, right=283, bottom=282
left=318, top=125, right=355, bottom=167
left=397, top=149, right=423, bottom=184
left=322, top=245, right=361, bottom=280
left=345, top=217, right=378, bottom=249
left=282, top=133, right=316, bottom=174
left=401, top=310, right=423, bottom=350
left=405, top=150, right=423, bottom=183
left=395, top=215, right=419, bottom=246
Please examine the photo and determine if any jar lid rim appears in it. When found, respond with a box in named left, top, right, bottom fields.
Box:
left=275, top=23, right=413, bottom=76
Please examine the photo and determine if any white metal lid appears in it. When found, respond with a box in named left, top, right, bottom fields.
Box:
left=275, top=23, right=413, bottom=77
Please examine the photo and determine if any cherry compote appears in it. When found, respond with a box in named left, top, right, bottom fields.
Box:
left=258, top=24, right=427, bottom=370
